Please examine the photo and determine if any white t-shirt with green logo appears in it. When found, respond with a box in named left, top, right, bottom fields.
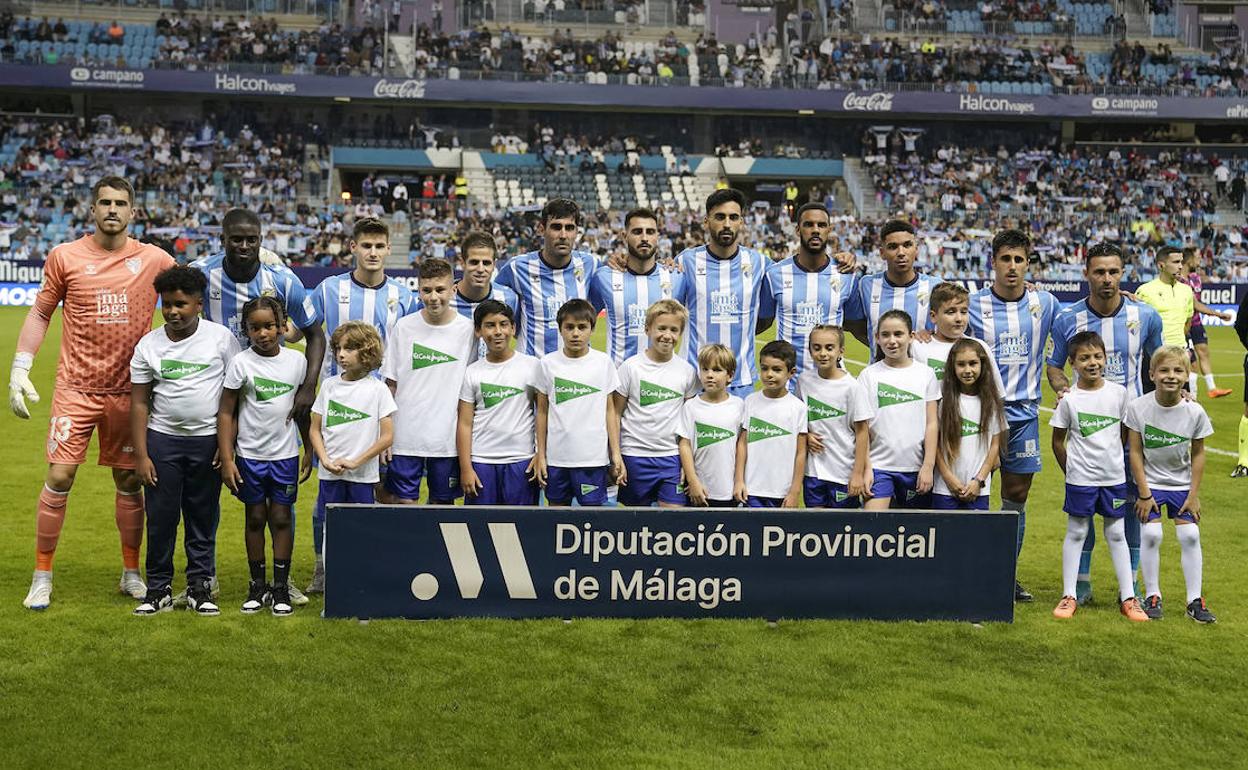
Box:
left=857, top=360, right=941, bottom=472
left=1049, top=381, right=1128, bottom=486
left=909, top=336, right=1005, bottom=394
left=312, top=374, right=398, bottom=483
left=381, top=311, right=477, bottom=457
left=616, top=352, right=699, bottom=457
left=932, top=393, right=1007, bottom=498
left=676, top=395, right=745, bottom=501
left=459, top=353, right=540, bottom=464
left=131, top=321, right=240, bottom=437
left=223, top=347, right=307, bottom=461
left=1124, top=393, right=1214, bottom=490
left=539, top=348, right=619, bottom=467
left=796, top=370, right=875, bottom=484
left=741, top=390, right=807, bottom=499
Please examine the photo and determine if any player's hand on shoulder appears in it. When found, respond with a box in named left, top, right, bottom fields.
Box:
left=833, top=251, right=857, bottom=274
left=913, top=329, right=933, bottom=344
left=259, top=247, right=283, bottom=267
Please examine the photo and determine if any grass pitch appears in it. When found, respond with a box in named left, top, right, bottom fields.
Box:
left=1, top=306, right=1246, bottom=768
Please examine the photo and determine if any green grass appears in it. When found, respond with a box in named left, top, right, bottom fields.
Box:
left=1, top=307, right=1246, bottom=768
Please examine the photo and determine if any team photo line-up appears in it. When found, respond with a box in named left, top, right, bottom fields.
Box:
left=10, top=176, right=1244, bottom=624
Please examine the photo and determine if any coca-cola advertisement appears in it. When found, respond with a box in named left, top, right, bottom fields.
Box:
left=372, top=79, right=427, bottom=99
left=841, top=92, right=895, bottom=112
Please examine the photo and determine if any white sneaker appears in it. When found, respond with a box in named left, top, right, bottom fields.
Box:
left=119, top=569, right=146, bottom=600
left=173, top=575, right=220, bottom=607
left=288, top=583, right=309, bottom=606
left=23, top=570, right=52, bottom=610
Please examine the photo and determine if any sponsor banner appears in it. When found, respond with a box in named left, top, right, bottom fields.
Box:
left=1, top=64, right=1246, bottom=119
left=0, top=283, right=40, bottom=306
left=323, top=506, right=1018, bottom=621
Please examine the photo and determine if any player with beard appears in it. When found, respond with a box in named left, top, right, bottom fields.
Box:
left=758, top=203, right=858, bottom=377
left=10, top=176, right=175, bottom=609
left=589, top=208, right=685, bottom=366
left=495, top=198, right=599, bottom=357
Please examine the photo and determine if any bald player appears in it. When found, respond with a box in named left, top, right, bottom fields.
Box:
left=10, top=176, right=175, bottom=609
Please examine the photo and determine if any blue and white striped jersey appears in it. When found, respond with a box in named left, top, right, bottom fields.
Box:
left=311, top=273, right=416, bottom=378
left=676, top=245, right=768, bottom=390
left=967, top=287, right=1060, bottom=421
left=759, top=257, right=857, bottom=375
left=495, top=250, right=599, bottom=357
left=191, top=252, right=317, bottom=349
left=587, top=263, right=685, bottom=366
left=448, top=283, right=521, bottom=359
left=1048, top=297, right=1164, bottom=397
left=845, top=271, right=943, bottom=361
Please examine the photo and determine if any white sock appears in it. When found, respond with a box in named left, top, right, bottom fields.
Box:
left=1177, top=523, right=1203, bottom=603
left=1062, top=516, right=1090, bottom=598
left=1189, top=372, right=1199, bottom=393
left=1205, top=373, right=1216, bottom=390
left=1103, top=517, right=1136, bottom=602
left=1140, top=521, right=1163, bottom=598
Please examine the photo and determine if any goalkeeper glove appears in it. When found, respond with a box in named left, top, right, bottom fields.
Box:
left=9, top=353, right=39, bottom=419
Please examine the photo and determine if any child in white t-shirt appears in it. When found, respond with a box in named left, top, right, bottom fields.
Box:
left=910, top=282, right=1004, bottom=393
left=796, top=325, right=873, bottom=509
left=611, top=299, right=699, bottom=507
left=1050, top=331, right=1147, bottom=622
left=535, top=299, right=621, bottom=506
left=677, top=344, right=744, bottom=507
left=933, top=338, right=1007, bottom=510
left=381, top=258, right=476, bottom=506
left=857, top=309, right=940, bottom=510
left=734, top=340, right=808, bottom=508
left=311, top=321, right=397, bottom=532
left=457, top=300, right=541, bottom=505
left=218, top=296, right=310, bottom=615
left=1126, top=346, right=1217, bottom=623
left=131, top=266, right=239, bottom=617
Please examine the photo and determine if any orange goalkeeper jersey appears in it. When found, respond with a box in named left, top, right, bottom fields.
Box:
left=30, top=235, right=175, bottom=395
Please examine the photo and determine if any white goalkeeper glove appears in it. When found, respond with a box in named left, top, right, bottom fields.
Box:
left=259, top=247, right=283, bottom=267
left=9, top=353, right=39, bottom=419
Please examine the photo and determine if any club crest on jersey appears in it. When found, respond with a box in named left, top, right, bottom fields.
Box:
left=1030, top=303, right=1042, bottom=317
left=125, top=257, right=141, bottom=275
left=1127, top=319, right=1140, bottom=335
left=917, top=289, right=929, bottom=305
left=261, top=288, right=277, bottom=298
left=210, top=287, right=222, bottom=300
left=742, top=260, right=752, bottom=277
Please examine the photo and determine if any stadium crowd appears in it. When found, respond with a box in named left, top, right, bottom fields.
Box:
left=2, top=113, right=1246, bottom=281
left=2, top=10, right=1247, bottom=96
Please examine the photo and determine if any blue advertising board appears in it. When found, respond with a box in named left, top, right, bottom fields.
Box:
left=2, top=63, right=1248, bottom=120
left=323, top=506, right=1019, bottom=622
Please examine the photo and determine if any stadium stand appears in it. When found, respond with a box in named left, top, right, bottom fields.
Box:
left=2, top=9, right=1245, bottom=96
